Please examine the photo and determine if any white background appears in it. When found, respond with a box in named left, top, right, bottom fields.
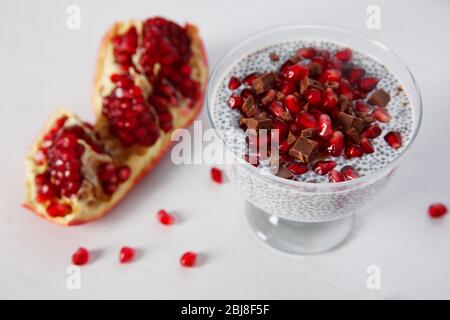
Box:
left=1, top=0, right=449, bottom=299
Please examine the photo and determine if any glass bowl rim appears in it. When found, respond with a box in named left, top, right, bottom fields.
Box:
left=206, top=24, right=423, bottom=190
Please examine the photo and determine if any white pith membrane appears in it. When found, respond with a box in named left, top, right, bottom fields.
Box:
left=24, top=19, right=208, bottom=225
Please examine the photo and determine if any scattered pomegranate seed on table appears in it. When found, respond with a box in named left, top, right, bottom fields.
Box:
left=119, top=247, right=136, bottom=263
left=180, top=252, right=197, bottom=267
left=211, top=167, right=223, bottom=184
left=72, top=247, right=89, bottom=266
left=428, top=203, right=447, bottom=218
left=157, top=209, right=175, bottom=225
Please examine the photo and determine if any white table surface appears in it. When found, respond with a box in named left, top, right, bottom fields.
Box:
left=1, top=0, right=449, bottom=300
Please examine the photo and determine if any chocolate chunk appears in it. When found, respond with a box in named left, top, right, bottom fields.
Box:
left=279, top=111, right=293, bottom=122
left=346, top=127, right=361, bottom=144
left=269, top=52, right=280, bottom=62
left=299, top=77, right=323, bottom=94
left=308, top=62, right=322, bottom=77
left=275, top=91, right=286, bottom=102
left=243, top=115, right=272, bottom=132
left=252, top=72, right=276, bottom=94
left=289, top=137, right=319, bottom=164
left=324, top=81, right=340, bottom=89
left=275, top=166, right=294, bottom=180
left=367, top=89, right=390, bottom=107
left=288, top=55, right=302, bottom=64
left=362, top=114, right=375, bottom=124
left=337, top=112, right=365, bottom=133
left=339, top=95, right=352, bottom=114
left=300, top=128, right=317, bottom=139
left=261, top=89, right=276, bottom=106
left=242, top=96, right=257, bottom=117
left=287, top=131, right=297, bottom=145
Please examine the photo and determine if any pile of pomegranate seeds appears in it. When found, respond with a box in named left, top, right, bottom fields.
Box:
left=227, top=47, right=404, bottom=182
left=180, top=251, right=197, bottom=267
left=72, top=247, right=89, bottom=266
left=428, top=203, right=448, bottom=218
left=102, top=74, right=160, bottom=147
left=157, top=209, right=175, bottom=225
left=211, top=167, right=223, bottom=184
left=119, top=246, right=136, bottom=263
left=33, top=116, right=131, bottom=216
left=106, top=18, right=200, bottom=148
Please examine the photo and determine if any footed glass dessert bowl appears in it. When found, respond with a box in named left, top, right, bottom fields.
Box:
left=207, top=25, right=422, bottom=255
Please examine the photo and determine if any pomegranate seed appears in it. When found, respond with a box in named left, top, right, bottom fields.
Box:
left=327, top=131, right=344, bottom=156
left=272, top=120, right=289, bottom=140
left=313, top=161, right=337, bottom=175
left=180, top=251, right=197, bottom=267
left=372, top=107, right=391, bottom=123
left=341, top=166, right=360, bottom=181
left=283, top=64, right=309, bottom=82
left=98, top=163, right=117, bottom=181
left=119, top=246, right=136, bottom=263
left=328, top=170, right=345, bottom=183
left=335, top=48, right=352, bottom=61
left=321, top=88, right=338, bottom=110
left=338, top=79, right=353, bottom=100
left=279, top=140, right=291, bottom=153
left=242, top=73, right=259, bottom=86
left=116, top=165, right=131, bottom=182
left=428, top=203, right=448, bottom=218
left=157, top=209, right=175, bottom=225
left=284, top=95, right=301, bottom=115
left=321, top=69, right=341, bottom=83
left=270, top=101, right=286, bottom=118
left=345, top=144, right=364, bottom=158
left=354, top=100, right=371, bottom=113
left=360, top=138, right=375, bottom=154
left=47, top=203, right=72, bottom=217
left=286, top=162, right=308, bottom=175
left=359, top=77, right=379, bottom=92
left=329, top=57, right=343, bottom=69
left=280, top=81, right=295, bottom=95
left=306, top=88, right=322, bottom=106
left=346, top=68, right=365, bottom=85
left=297, top=111, right=318, bottom=129
left=227, top=95, right=243, bottom=109
left=228, top=76, right=241, bottom=90
left=297, top=47, right=317, bottom=59
left=384, top=131, right=402, bottom=149
left=211, top=167, right=223, bottom=183
left=361, top=125, right=382, bottom=139
left=72, top=247, right=89, bottom=266
left=317, top=114, right=333, bottom=139
left=311, top=56, right=327, bottom=69
left=353, top=90, right=367, bottom=99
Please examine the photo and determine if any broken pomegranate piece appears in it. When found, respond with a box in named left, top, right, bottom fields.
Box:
left=25, top=110, right=131, bottom=224
left=24, top=17, right=208, bottom=225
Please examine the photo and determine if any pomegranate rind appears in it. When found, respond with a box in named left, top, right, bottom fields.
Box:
left=24, top=19, right=208, bottom=226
